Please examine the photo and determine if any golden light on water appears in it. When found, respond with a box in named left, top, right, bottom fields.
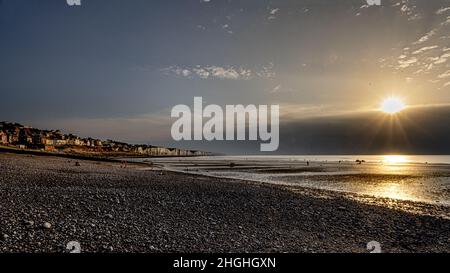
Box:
left=371, top=182, right=415, bottom=202
left=383, top=155, right=409, bottom=164
left=381, top=97, right=406, bottom=114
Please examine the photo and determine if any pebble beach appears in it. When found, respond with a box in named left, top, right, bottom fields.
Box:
left=0, top=153, right=449, bottom=253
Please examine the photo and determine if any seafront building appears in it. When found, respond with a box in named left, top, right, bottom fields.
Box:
left=0, top=121, right=205, bottom=157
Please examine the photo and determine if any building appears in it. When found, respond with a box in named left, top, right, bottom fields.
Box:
left=32, top=133, right=42, bottom=145
left=18, top=129, right=33, bottom=145
left=41, top=137, right=54, bottom=146
left=0, top=121, right=208, bottom=157
left=93, top=139, right=103, bottom=147
left=67, top=138, right=81, bottom=146
left=43, top=145, right=56, bottom=151
left=131, top=146, right=144, bottom=154
left=0, top=131, right=7, bottom=145
left=55, top=139, right=68, bottom=146
left=67, top=135, right=82, bottom=146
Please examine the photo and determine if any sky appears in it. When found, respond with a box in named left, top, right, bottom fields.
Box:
left=0, top=0, right=449, bottom=154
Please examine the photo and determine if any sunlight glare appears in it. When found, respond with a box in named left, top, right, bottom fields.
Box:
left=383, top=155, right=409, bottom=164
left=381, top=97, right=406, bottom=114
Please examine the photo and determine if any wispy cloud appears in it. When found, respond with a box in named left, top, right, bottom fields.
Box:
left=162, top=65, right=274, bottom=80
left=412, top=45, right=439, bottom=55
left=433, top=52, right=450, bottom=64
left=413, top=30, right=436, bottom=45
left=268, top=7, right=279, bottom=20
left=256, top=62, right=275, bottom=78
left=385, top=6, right=450, bottom=87
left=360, top=1, right=419, bottom=20
left=270, top=84, right=282, bottom=93
left=397, top=57, right=418, bottom=68
left=438, top=70, right=450, bottom=79
left=436, top=7, right=450, bottom=15
left=221, top=24, right=233, bottom=34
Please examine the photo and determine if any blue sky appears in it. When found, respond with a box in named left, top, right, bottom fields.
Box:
left=0, top=0, right=449, bottom=154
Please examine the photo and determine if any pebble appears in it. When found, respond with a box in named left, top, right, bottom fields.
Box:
left=23, top=220, right=34, bottom=227
left=43, top=222, right=52, bottom=229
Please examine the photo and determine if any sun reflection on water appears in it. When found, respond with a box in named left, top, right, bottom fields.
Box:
left=382, top=155, right=409, bottom=164
left=368, top=156, right=418, bottom=201
left=371, top=182, right=415, bottom=201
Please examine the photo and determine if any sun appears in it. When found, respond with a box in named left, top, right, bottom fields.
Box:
left=381, top=97, right=406, bottom=114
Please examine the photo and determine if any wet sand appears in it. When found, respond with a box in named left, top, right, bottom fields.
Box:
left=0, top=153, right=449, bottom=253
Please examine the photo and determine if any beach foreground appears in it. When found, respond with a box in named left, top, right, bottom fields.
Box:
left=0, top=153, right=449, bottom=253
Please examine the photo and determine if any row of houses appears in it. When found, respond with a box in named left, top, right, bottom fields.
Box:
left=0, top=122, right=103, bottom=150
left=0, top=121, right=207, bottom=157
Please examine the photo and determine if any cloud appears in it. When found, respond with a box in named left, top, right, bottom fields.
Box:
left=412, top=45, right=439, bottom=55
left=438, top=70, right=450, bottom=79
left=413, top=30, right=436, bottom=45
left=221, top=24, right=233, bottom=34
left=442, top=16, right=450, bottom=25
left=207, top=66, right=242, bottom=79
left=270, top=8, right=279, bottom=15
left=165, top=67, right=192, bottom=77
left=255, top=62, right=275, bottom=78
left=397, top=57, right=418, bottom=68
left=433, top=52, right=450, bottom=64
left=162, top=65, right=274, bottom=80
left=268, top=8, right=279, bottom=20
left=387, top=10, right=450, bottom=86
left=436, top=7, right=450, bottom=15
left=388, top=1, right=421, bottom=21
left=196, top=25, right=206, bottom=31
left=400, top=5, right=409, bottom=13
left=270, top=85, right=282, bottom=93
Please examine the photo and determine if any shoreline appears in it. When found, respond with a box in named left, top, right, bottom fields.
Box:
left=0, top=152, right=449, bottom=253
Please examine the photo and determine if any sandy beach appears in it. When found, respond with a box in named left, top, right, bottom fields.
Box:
left=0, top=153, right=449, bottom=253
